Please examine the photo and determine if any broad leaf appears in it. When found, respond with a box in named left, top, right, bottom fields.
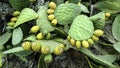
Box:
left=12, top=27, right=23, bottom=45
left=0, top=32, right=11, bottom=45
left=14, top=8, right=38, bottom=28
left=90, top=12, right=105, bottom=29
left=36, top=5, right=54, bottom=34
left=113, top=42, right=120, bottom=52
left=3, top=47, right=24, bottom=54
left=112, top=14, right=120, bottom=41
left=79, top=48, right=117, bottom=68
left=69, top=15, right=94, bottom=40
left=98, top=55, right=117, bottom=63
left=95, top=1, right=120, bottom=13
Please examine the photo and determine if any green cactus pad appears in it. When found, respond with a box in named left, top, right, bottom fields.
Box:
left=68, top=15, right=94, bottom=40
left=54, top=3, right=81, bottom=25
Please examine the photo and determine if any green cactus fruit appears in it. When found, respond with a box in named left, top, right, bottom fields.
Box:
left=44, top=54, right=52, bottom=63
left=68, top=15, right=94, bottom=41
left=54, top=3, right=81, bottom=25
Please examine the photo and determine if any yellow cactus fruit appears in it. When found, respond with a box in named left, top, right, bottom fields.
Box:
left=51, top=19, right=57, bottom=26
left=82, top=40, right=89, bottom=48
left=10, top=17, right=17, bottom=22
left=67, top=35, right=71, bottom=41
left=30, top=26, right=39, bottom=33
left=47, top=9, right=54, bottom=14
left=13, top=11, right=20, bottom=16
left=70, top=39, right=76, bottom=46
left=7, top=22, right=15, bottom=27
left=65, top=1, right=69, bottom=4
left=22, top=41, right=31, bottom=50
left=49, top=2, right=56, bottom=9
left=92, top=35, right=99, bottom=42
left=45, top=33, right=51, bottom=40
left=31, top=41, right=41, bottom=52
left=41, top=46, right=50, bottom=54
left=59, top=44, right=65, bottom=50
left=48, top=14, right=55, bottom=20
left=76, top=41, right=81, bottom=48
left=36, top=32, right=43, bottom=40
left=87, top=39, right=94, bottom=45
left=105, top=12, right=111, bottom=18
left=77, top=2, right=80, bottom=6
left=54, top=46, right=63, bottom=55
left=94, top=30, right=104, bottom=37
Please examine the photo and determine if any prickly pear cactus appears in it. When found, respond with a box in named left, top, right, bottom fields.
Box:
left=54, top=3, right=81, bottom=25
left=68, top=15, right=94, bottom=40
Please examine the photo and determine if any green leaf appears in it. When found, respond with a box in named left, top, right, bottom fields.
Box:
left=0, top=32, right=11, bottom=45
left=90, top=12, right=105, bottom=29
left=24, top=35, right=36, bottom=41
left=3, top=47, right=24, bottom=54
left=113, top=42, right=120, bottom=52
left=12, top=27, right=23, bottom=45
left=95, top=1, right=120, bottom=13
left=14, top=8, right=38, bottom=28
left=15, top=54, right=28, bottom=62
left=79, top=3, right=89, bottom=13
left=98, top=55, right=117, bottom=63
left=79, top=48, right=117, bottom=68
left=38, top=40, right=62, bottom=53
left=51, top=0, right=64, bottom=5
left=36, top=5, right=54, bottom=34
left=112, top=15, right=120, bottom=41
left=69, top=15, right=94, bottom=40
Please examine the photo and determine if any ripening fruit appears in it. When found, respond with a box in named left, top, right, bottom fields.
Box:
left=13, top=11, right=20, bottom=16
left=30, top=26, right=39, bottom=33
left=87, top=39, right=94, bottom=45
left=67, top=35, right=71, bottom=41
left=48, top=14, right=55, bottom=20
left=45, top=33, right=51, bottom=40
left=41, top=46, right=50, bottom=54
left=105, top=12, right=111, bottom=17
left=54, top=46, right=63, bottom=55
left=47, top=9, right=54, bottom=14
left=22, top=41, right=31, bottom=50
left=10, top=17, right=17, bottom=22
left=31, top=41, right=41, bottom=52
left=76, top=41, right=81, bottom=48
left=7, top=22, right=15, bottom=27
left=94, top=30, right=104, bottom=37
left=82, top=40, right=89, bottom=48
left=70, top=39, right=76, bottom=46
left=44, top=54, right=52, bottom=63
left=92, top=35, right=99, bottom=42
left=36, top=32, right=43, bottom=40
left=49, top=2, right=56, bottom=9
left=51, top=19, right=57, bottom=26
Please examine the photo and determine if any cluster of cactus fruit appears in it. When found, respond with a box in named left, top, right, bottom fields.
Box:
left=47, top=2, right=57, bottom=26
left=22, top=41, right=65, bottom=55
left=7, top=11, right=20, bottom=27
left=67, top=29, right=104, bottom=48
